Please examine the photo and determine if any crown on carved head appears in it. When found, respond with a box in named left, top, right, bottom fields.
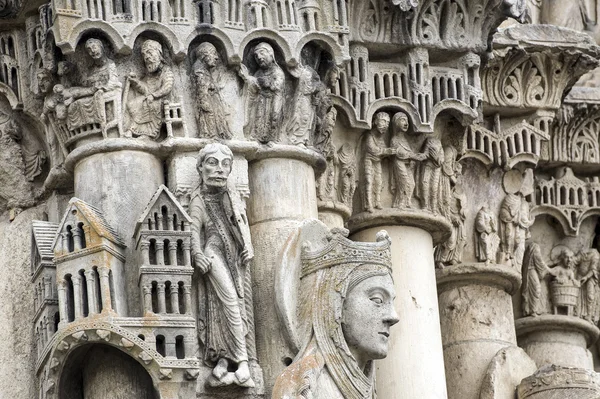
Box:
left=301, top=228, right=392, bottom=277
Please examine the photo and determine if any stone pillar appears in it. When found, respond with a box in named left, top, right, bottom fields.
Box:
left=57, top=279, right=68, bottom=326
left=142, top=285, right=152, bottom=313
left=72, top=225, right=84, bottom=251
left=98, top=267, right=113, bottom=313
left=183, top=285, right=192, bottom=315
left=351, top=221, right=449, bottom=399
left=85, top=270, right=98, bottom=315
left=516, top=315, right=600, bottom=370
left=72, top=275, right=82, bottom=320
left=157, top=283, right=167, bottom=314
left=156, top=241, right=165, bottom=266
left=437, top=264, right=535, bottom=399
left=247, top=153, right=319, bottom=392
left=182, top=242, right=191, bottom=266
left=170, top=284, right=180, bottom=314
left=140, top=241, right=150, bottom=265
left=168, top=242, right=177, bottom=266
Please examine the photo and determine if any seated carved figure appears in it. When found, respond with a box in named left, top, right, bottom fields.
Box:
left=273, top=229, right=398, bottom=399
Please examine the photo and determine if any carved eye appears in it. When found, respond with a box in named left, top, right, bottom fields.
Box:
left=370, top=296, right=383, bottom=305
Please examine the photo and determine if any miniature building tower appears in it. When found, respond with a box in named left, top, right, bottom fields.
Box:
left=31, top=221, right=59, bottom=360
left=133, top=185, right=197, bottom=360
left=52, top=198, right=127, bottom=328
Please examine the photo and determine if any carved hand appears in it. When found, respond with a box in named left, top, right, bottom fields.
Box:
left=195, top=254, right=212, bottom=274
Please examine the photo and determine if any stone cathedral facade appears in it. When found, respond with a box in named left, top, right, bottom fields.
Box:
left=5, top=0, right=600, bottom=397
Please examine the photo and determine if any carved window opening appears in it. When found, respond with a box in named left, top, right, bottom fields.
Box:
left=360, top=92, right=366, bottom=120
left=151, top=281, right=159, bottom=313
left=172, top=214, right=178, bottom=231
left=79, top=270, right=89, bottom=317
left=54, top=311, right=60, bottom=332
left=7, top=36, right=15, bottom=57
left=156, top=334, right=166, bottom=356
left=560, top=186, right=567, bottom=206
left=416, top=64, right=422, bottom=85
left=65, top=225, right=74, bottom=252
left=571, top=211, right=578, bottom=228
left=139, top=334, right=145, bottom=341
left=77, top=222, right=87, bottom=249
left=383, top=74, right=391, bottom=97
left=178, top=281, right=185, bottom=313
left=393, top=74, right=400, bottom=97
left=579, top=188, right=585, bottom=206
left=569, top=188, right=576, bottom=206
left=277, top=2, right=283, bottom=24
left=261, top=8, right=268, bottom=26
left=65, top=275, right=75, bottom=322
left=0, top=38, right=4, bottom=55
left=456, top=78, right=463, bottom=101
left=165, top=281, right=173, bottom=313
left=164, top=239, right=171, bottom=265
left=93, top=266, right=103, bottom=313
left=338, top=71, right=346, bottom=97
left=176, top=239, right=184, bottom=265
left=468, top=67, right=475, bottom=87
left=161, top=205, right=169, bottom=230
left=10, top=67, right=18, bottom=97
left=374, top=74, right=380, bottom=99
left=149, top=239, right=157, bottom=265
left=358, top=58, right=365, bottom=82
left=175, top=335, right=185, bottom=359
left=302, top=12, right=309, bottom=31
left=351, top=88, right=356, bottom=108
left=108, top=270, right=116, bottom=311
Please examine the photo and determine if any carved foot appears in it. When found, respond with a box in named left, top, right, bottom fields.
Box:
left=235, top=361, right=251, bottom=384
left=212, top=358, right=229, bottom=380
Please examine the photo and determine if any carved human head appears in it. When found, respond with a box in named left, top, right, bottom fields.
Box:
left=196, top=143, right=234, bottom=189
left=301, top=229, right=398, bottom=378
left=141, top=40, right=164, bottom=73
left=324, top=65, right=340, bottom=88
left=392, top=112, right=409, bottom=133
left=254, top=42, right=275, bottom=69
left=37, top=69, right=54, bottom=94
left=559, top=248, right=576, bottom=269
left=195, top=42, right=219, bottom=69
left=84, top=38, right=105, bottom=61
left=374, top=112, right=390, bottom=135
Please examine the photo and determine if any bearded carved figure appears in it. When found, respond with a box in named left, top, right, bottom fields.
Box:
left=189, top=143, right=256, bottom=388
left=273, top=229, right=398, bottom=399
left=125, top=39, right=174, bottom=139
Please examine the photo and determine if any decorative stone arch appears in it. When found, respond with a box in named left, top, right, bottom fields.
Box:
left=366, top=98, right=426, bottom=132
left=578, top=209, right=600, bottom=234
left=505, top=153, right=540, bottom=171
left=54, top=21, right=129, bottom=55
left=331, top=96, right=369, bottom=130
left=431, top=99, right=478, bottom=128
left=0, top=82, right=19, bottom=108
left=42, top=322, right=199, bottom=399
left=294, top=32, right=349, bottom=66
left=531, top=206, right=576, bottom=237
left=127, top=23, right=185, bottom=62
left=239, top=29, right=294, bottom=66
left=185, top=29, right=238, bottom=66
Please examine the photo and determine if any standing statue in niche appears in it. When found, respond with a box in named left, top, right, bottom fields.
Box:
left=475, top=205, right=500, bottom=265
left=286, top=61, right=321, bottom=146
left=417, top=136, right=444, bottom=213
left=316, top=140, right=337, bottom=202
left=192, top=42, right=232, bottom=140
left=437, top=146, right=461, bottom=217
left=576, top=249, right=599, bottom=323
left=190, top=143, right=255, bottom=388
left=313, top=66, right=340, bottom=153
left=239, top=42, right=285, bottom=144
left=362, top=112, right=393, bottom=213
left=64, top=38, right=121, bottom=132
left=522, top=241, right=554, bottom=317
left=434, top=187, right=467, bottom=268
left=125, top=39, right=174, bottom=140
left=38, top=69, right=65, bottom=167
left=273, top=230, right=399, bottom=399
left=389, top=112, right=424, bottom=209
left=338, top=143, right=357, bottom=207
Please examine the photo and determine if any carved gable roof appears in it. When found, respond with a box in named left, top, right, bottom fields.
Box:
left=135, top=185, right=192, bottom=236
left=52, top=197, right=125, bottom=251
left=31, top=220, right=59, bottom=261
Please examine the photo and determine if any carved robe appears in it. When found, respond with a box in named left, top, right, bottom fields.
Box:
left=126, top=65, right=174, bottom=139
left=362, top=132, right=387, bottom=211
left=193, top=64, right=232, bottom=139
left=417, top=138, right=444, bottom=212
left=475, top=208, right=499, bottom=264
left=286, top=65, right=320, bottom=146
left=66, top=60, right=120, bottom=131
left=390, top=133, right=416, bottom=209
left=522, top=242, right=550, bottom=317
left=245, top=64, right=285, bottom=143
left=190, top=188, right=250, bottom=364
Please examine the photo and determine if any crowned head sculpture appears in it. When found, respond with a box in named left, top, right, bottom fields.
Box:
left=274, top=225, right=398, bottom=399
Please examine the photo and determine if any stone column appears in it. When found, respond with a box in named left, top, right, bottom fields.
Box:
left=437, top=264, right=536, bottom=399
left=182, top=285, right=192, bottom=315
left=246, top=150, right=319, bottom=392
left=72, top=275, right=83, bottom=320
left=168, top=242, right=177, bottom=266
left=351, top=217, right=450, bottom=399
left=157, top=283, right=167, bottom=314
left=98, top=266, right=113, bottom=313
left=142, top=285, right=153, bottom=313
left=57, top=279, right=68, bottom=326
left=85, top=270, right=98, bottom=315
left=182, top=242, right=191, bottom=266
left=169, top=284, right=180, bottom=314
left=155, top=242, right=165, bottom=266
left=140, top=241, right=150, bottom=265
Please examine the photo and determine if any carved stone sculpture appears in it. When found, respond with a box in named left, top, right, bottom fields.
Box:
left=389, top=112, right=423, bottom=209
left=434, top=187, right=467, bottom=268
left=239, top=42, right=285, bottom=144
left=362, top=112, right=393, bottom=213
left=189, top=143, right=255, bottom=387
left=575, top=249, right=599, bottom=323
left=313, top=67, right=339, bottom=154
left=548, top=247, right=580, bottom=316
left=316, top=141, right=336, bottom=201
left=38, top=69, right=65, bottom=167
left=272, top=229, right=398, bottom=399
left=286, top=62, right=320, bottom=146
left=338, top=143, right=357, bottom=207
left=124, top=39, right=174, bottom=139
left=417, top=136, right=444, bottom=213
left=192, top=42, right=232, bottom=140
left=64, top=38, right=121, bottom=134
left=521, top=241, right=553, bottom=317
left=475, top=205, right=500, bottom=265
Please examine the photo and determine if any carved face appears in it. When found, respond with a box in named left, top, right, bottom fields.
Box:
left=85, top=40, right=104, bottom=60
left=374, top=115, right=390, bottom=135
left=395, top=115, right=409, bottom=132
left=199, top=150, right=233, bottom=189
left=201, top=47, right=219, bottom=68
left=560, top=249, right=576, bottom=269
left=37, top=74, right=52, bottom=94
left=142, top=48, right=162, bottom=73
left=342, top=273, right=399, bottom=366
left=254, top=47, right=273, bottom=68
